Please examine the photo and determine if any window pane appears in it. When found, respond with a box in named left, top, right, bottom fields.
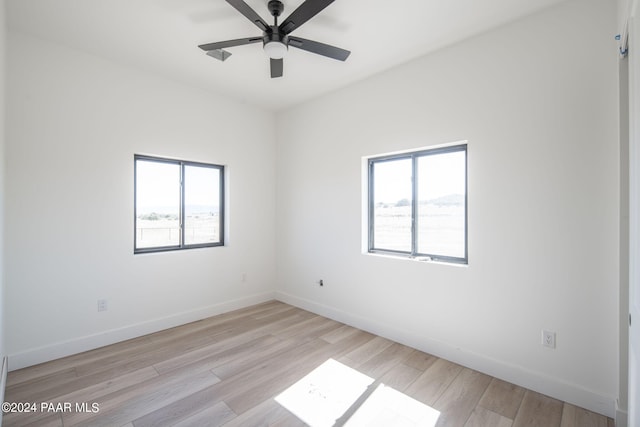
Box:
left=135, top=160, right=180, bottom=249
left=372, top=158, right=413, bottom=252
left=417, top=151, right=466, bottom=258
left=184, top=165, right=221, bottom=245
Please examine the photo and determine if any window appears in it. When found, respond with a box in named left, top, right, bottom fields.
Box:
left=368, top=144, right=467, bottom=264
left=134, top=155, right=224, bottom=253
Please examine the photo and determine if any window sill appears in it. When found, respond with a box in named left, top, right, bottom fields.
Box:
left=364, top=251, right=468, bottom=267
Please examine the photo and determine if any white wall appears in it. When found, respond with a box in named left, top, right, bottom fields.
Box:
left=5, top=31, right=277, bottom=369
left=620, top=0, right=634, bottom=33
left=276, top=0, right=619, bottom=417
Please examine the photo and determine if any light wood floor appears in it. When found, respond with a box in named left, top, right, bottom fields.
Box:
left=4, top=301, right=613, bottom=427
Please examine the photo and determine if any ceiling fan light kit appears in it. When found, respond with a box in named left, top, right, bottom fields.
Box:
left=264, top=41, right=288, bottom=59
left=198, top=0, right=350, bottom=78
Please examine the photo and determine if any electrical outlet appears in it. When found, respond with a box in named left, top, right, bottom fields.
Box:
left=97, top=299, right=108, bottom=312
left=318, top=279, right=324, bottom=287
left=542, top=330, right=556, bottom=349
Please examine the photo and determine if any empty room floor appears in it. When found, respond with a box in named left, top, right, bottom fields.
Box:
left=3, top=301, right=613, bottom=427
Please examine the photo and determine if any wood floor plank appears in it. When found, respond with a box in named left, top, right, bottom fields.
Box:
left=142, top=303, right=290, bottom=350
left=356, top=342, right=415, bottom=378
left=208, top=337, right=300, bottom=380
left=252, top=305, right=312, bottom=323
left=153, top=333, right=284, bottom=375
left=320, top=324, right=359, bottom=344
left=128, top=306, right=269, bottom=352
left=3, top=302, right=614, bottom=427
left=21, top=414, right=64, bottom=427
left=405, top=358, right=463, bottom=405
left=53, top=366, right=159, bottom=409
left=71, top=315, right=268, bottom=379
left=63, top=369, right=221, bottom=426
left=223, top=331, right=378, bottom=415
left=512, top=390, right=563, bottom=427
left=6, top=336, right=155, bottom=388
left=477, top=378, right=526, bottom=419
left=5, top=367, right=78, bottom=402
left=270, top=414, right=308, bottom=427
left=168, top=401, right=237, bottom=427
left=404, top=349, right=439, bottom=372
left=131, top=338, right=326, bottom=426
left=127, top=381, right=226, bottom=427
left=339, top=336, right=394, bottom=366
left=560, top=403, right=609, bottom=427
left=211, top=340, right=332, bottom=414
left=377, top=362, right=424, bottom=392
left=222, top=399, right=299, bottom=427
left=272, top=314, right=342, bottom=342
left=149, top=310, right=301, bottom=382
left=139, top=329, right=376, bottom=426
left=432, top=368, right=492, bottom=427
left=250, top=302, right=300, bottom=320
left=465, top=407, right=513, bottom=427
left=2, top=409, right=64, bottom=427
left=9, top=356, right=159, bottom=405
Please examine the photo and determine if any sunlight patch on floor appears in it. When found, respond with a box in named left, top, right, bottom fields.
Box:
left=275, top=359, right=440, bottom=427
left=275, top=359, right=374, bottom=427
left=344, top=383, right=440, bottom=427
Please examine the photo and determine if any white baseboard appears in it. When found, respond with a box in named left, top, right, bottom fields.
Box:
left=616, top=399, right=628, bottom=427
left=275, top=291, right=616, bottom=419
left=9, top=291, right=276, bottom=371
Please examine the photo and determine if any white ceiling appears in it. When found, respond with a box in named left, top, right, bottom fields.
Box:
left=7, top=0, right=568, bottom=111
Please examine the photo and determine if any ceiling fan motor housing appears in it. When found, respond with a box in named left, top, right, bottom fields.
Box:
left=268, top=0, right=284, bottom=17
left=264, top=29, right=288, bottom=46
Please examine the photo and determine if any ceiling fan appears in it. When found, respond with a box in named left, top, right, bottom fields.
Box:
left=198, top=0, right=350, bottom=78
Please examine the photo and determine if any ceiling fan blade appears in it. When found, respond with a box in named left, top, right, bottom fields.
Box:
left=198, top=37, right=262, bottom=52
left=270, top=58, right=283, bottom=78
left=225, top=0, right=270, bottom=31
left=279, top=0, right=335, bottom=35
left=206, top=49, right=232, bottom=62
left=288, top=37, right=350, bottom=61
